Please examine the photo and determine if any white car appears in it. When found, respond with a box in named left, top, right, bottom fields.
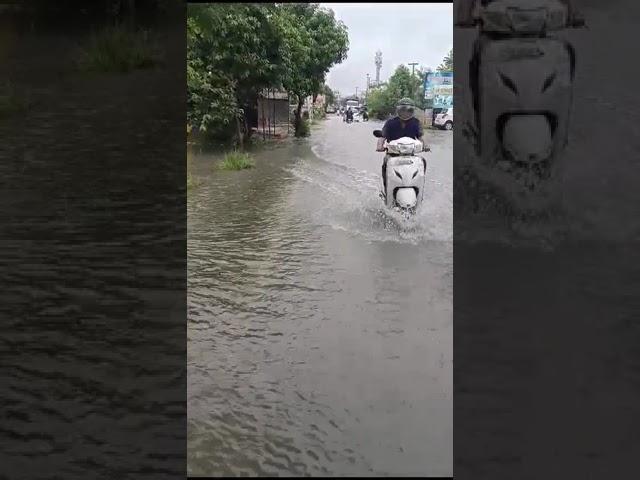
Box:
left=433, top=108, right=453, bottom=130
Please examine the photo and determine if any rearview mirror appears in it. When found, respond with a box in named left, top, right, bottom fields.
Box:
left=373, top=130, right=383, bottom=138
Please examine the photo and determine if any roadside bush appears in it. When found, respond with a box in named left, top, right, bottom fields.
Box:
left=77, top=26, right=158, bottom=73
left=312, top=105, right=326, bottom=120
left=367, top=87, right=395, bottom=120
left=295, top=118, right=310, bottom=137
left=219, top=151, right=255, bottom=170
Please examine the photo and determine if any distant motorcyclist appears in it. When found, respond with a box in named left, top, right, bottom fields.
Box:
left=346, top=107, right=354, bottom=123
left=376, top=98, right=424, bottom=193
left=361, top=105, right=369, bottom=121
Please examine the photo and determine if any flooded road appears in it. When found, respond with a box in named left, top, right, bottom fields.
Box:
left=187, top=116, right=452, bottom=476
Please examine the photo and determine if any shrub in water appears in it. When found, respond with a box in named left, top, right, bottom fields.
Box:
left=295, top=119, right=310, bottom=137
left=77, top=26, right=157, bottom=73
left=219, top=151, right=255, bottom=171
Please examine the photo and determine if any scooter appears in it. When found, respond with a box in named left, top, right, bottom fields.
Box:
left=373, top=130, right=429, bottom=216
left=459, top=0, right=584, bottom=193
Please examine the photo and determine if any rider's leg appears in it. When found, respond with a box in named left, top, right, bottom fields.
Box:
left=382, top=157, right=388, bottom=195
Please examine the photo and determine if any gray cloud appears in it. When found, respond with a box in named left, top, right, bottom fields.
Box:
left=322, top=2, right=453, bottom=97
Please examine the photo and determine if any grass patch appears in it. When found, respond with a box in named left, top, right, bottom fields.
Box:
left=219, top=151, right=255, bottom=171
left=0, top=81, right=30, bottom=118
left=77, top=26, right=158, bottom=73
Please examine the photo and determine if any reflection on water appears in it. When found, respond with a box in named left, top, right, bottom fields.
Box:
left=188, top=117, right=453, bottom=476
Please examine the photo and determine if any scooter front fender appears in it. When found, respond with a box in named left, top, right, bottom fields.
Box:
left=395, top=187, right=418, bottom=209
left=501, top=114, right=553, bottom=163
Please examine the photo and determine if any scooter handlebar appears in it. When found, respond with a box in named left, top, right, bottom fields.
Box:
left=456, top=13, right=587, bottom=30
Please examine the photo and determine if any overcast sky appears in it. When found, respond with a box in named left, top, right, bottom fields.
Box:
left=321, top=3, right=453, bottom=98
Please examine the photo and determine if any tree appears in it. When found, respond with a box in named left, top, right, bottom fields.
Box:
left=366, top=86, right=393, bottom=120
left=322, top=84, right=336, bottom=112
left=437, top=48, right=453, bottom=72
left=187, top=15, right=236, bottom=140
left=187, top=3, right=349, bottom=142
left=275, top=4, right=348, bottom=136
left=187, top=3, right=284, bottom=146
left=367, top=64, right=424, bottom=119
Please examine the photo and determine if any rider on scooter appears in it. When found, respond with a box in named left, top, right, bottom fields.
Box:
left=376, top=98, right=424, bottom=194
left=346, top=107, right=354, bottom=123
left=361, top=105, right=369, bottom=121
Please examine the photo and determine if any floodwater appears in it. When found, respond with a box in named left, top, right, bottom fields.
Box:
left=187, top=116, right=452, bottom=476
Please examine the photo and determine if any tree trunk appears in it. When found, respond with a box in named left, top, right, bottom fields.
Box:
left=294, top=98, right=304, bottom=137
left=245, top=115, right=252, bottom=140
left=236, top=115, right=244, bottom=150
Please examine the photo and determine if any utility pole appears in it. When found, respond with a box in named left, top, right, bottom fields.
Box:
left=366, top=73, right=370, bottom=102
left=355, top=87, right=359, bottom=102
left=408, top=62, right=419, bottom=99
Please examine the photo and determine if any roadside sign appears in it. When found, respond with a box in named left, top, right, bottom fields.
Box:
left=424, top=71, right=453, bottom=108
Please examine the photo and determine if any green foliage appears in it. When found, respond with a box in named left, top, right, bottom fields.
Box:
left=187, top=3, right=284, bottom=141
left=271, top=3, right=348, bottom=136
left=437, top=48, right=453, bottom=72
left=219, top=151, right=255, bottom=170
left=366, top=86, right=393, bottom=120
left=311, top=105, right=326, bottom=121
left=322, top=84, right=336, bottom=111
left=366, top=64, right=424, bottom=119
left=77, top=26, right=157, bottom=73
left=296, top=118, right=311, bottom=137
left=187, top=3, right=348, bottom=141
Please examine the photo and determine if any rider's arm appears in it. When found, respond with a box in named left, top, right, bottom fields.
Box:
left=377, top=121, right=390, bottom=151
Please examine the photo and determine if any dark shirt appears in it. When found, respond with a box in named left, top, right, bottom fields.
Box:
left=382, top=116, right=423, bottom=142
